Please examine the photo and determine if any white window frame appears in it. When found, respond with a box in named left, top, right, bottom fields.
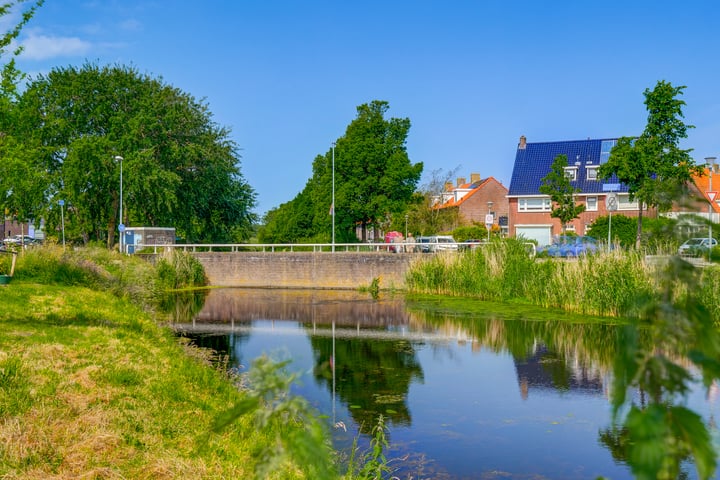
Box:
left=618, top=194, right=640, bottom=210
left=586, top=196, right=598, bottom=211
left=518, top=197, right=552, bottom=212
left=586, top=166, right=598, bottom=181
left=564, top=166, right=578, bottom=181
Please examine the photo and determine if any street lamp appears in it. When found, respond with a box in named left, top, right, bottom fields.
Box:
left=486, top=201, right=494, bottom=241
left=331, top=143, right=335, bottom=253
left=705, top=156, right=717, bottom=262
left=114, top=155, right=124, bottom=253
left=405, top=214, right=409, bottom=239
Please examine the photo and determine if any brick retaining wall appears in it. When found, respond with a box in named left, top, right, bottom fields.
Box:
left=190, top=251, right=415, bottom=289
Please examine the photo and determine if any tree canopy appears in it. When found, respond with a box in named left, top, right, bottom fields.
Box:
left=260, top=100, right=422, bottom=243
left=599, top=80, right=702, bottom=248
left=0, top=0, right=44, bottom=228
left=2, top=63, right=256, bottom=246
left=539, top=154, right=586, bottom=232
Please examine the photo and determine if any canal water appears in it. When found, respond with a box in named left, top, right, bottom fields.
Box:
left=170, top=288, right=719, bottom=480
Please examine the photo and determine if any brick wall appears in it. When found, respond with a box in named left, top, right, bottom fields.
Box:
left=191, top=251, right=415, bottom=289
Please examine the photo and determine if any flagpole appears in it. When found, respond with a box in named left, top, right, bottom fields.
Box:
left=332, top=142, right=336, bottom=253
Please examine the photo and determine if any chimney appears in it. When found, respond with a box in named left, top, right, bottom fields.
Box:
left=470, top=173, right=481, bottom=183
left=457, top=177, right=466, bottom=187
left=518, top=135, right=527, bottom=150
left=445, top=182, right=453, bottom=191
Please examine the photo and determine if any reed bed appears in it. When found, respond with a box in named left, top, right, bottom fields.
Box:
left=406, top=239, right=720, bottom=322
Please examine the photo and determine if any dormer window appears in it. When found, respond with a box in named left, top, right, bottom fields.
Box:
left=586, top=166, right=598, bottom=181
left=564, top=166, right=578, bottom=181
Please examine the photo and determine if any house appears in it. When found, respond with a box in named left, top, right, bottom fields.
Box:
left=432, top=173, right=509, bottom=234
left=507, top=136, right=645, bottom=246
left=664, top=163, right=720, bottom=234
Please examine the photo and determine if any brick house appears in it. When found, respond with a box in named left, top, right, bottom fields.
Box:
left=432, top=173, right=509, bottom=234
left=507, top=136, right=645, bottom=246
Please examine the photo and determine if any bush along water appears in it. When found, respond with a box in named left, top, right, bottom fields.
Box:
left=11, top=244, right=206, bottom=310
left=406, top=239, right=720, bottom=323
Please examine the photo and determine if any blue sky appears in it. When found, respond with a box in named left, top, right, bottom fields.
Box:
left=6, top=1, right=720, bottom=216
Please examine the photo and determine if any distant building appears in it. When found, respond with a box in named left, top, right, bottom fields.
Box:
left=123, top=227, right=176, bottom=253
left=432, top=173, right=509, bottom=235
left=1, top=218, right=37, bottom=241
left=507, top=136, right=645, bottom=246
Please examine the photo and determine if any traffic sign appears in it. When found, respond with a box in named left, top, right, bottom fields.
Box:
left=708, top=191, right=717, bottom=202
left=485, top=214, right=494, bottom=226
left=605, top=193, right=618, bottom=212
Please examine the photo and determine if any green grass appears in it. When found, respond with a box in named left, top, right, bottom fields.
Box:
left=0, top=247, right=307, bottom=479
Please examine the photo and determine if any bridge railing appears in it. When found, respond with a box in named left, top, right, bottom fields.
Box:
left=133, top=242, right=449, bottom=254
left=131, top=241, right=536, bottom=255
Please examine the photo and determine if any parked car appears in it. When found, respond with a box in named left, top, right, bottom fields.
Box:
left=538, top=235, right=598, bottom=258
left=417, top=235, right=458, bottom=253
left=678, top=237, right=717, bottom=256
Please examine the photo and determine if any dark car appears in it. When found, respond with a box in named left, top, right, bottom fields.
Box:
left=459, top=239, right=483, bottom=251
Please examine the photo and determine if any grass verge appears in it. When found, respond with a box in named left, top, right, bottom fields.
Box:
left=0, top=259, right=301, bottom=479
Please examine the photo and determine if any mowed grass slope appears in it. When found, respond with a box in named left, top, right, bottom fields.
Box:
left=0, top=280, right=291, bottom=479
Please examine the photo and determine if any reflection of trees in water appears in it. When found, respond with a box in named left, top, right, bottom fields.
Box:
left=160, top=290, right=209, bottom=322
left=408, top=302, right=620, bottom=391
left=178, top=330, right=251, bottom=371
left=311, top=335, right=423, bottom=435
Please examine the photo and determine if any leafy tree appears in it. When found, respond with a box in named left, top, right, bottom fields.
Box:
left=539, top=154, right=585, bottom=233
left=599, top=81, right=702, bottom=248
left=260, top=101, right=422, bottom=243
left=0, top=0, right=44, bottom=231
left=10, top=63, right=256, bottom=246
left=587, top=214, right=639, bottom=249
left=406, top=167, right=461, bottom=235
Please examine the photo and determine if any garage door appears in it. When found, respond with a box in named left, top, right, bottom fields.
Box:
left=515, top=226, right=552, bottom=246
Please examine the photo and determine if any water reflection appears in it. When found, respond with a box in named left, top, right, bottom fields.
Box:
left=171, top=289, right=716, bottom=479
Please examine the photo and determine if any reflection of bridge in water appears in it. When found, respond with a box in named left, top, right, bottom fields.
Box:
left=172, top=288, right=483, bottom=343
left=173, top=320, right=479, bottom=343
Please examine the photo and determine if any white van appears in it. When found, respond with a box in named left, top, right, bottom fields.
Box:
left=417, top=235, right=458, bottom=253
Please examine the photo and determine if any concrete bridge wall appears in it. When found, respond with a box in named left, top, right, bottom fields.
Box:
left=190, top=251, right=416, bottom=289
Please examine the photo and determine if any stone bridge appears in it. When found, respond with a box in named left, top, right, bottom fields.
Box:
left=189, top=251, right=416, bottom=289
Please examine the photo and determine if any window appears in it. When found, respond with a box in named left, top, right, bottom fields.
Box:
left=600, top=140, right=617, bottom=164
left=518, top=197, right=551, bottom=212
left=586, top=166, right=598, bottom=181
left=564, top=166, right=577, bottom=181
left=586, top=196, right=598, bottom=211
left=618, top=194, right=640, bottom=210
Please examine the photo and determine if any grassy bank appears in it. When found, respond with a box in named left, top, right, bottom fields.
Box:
left=0, top=247, right=306, bottom=479
left=406, top=239, right=720, bottom=322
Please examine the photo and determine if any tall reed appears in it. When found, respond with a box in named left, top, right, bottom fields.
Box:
left=405, top=239, right=716, bottom=320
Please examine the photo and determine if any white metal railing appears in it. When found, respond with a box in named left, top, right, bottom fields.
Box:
left=130, top=241, right=537, bottom=255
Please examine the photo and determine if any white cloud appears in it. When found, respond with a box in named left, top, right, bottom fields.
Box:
left=19, top=34, right=92, bottom=60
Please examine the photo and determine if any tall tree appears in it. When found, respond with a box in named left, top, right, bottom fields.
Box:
left=599, top=81, right=702, bottom=248
left=0, top=1, right=45, bottom=231
left=539, top=154, right=586, bottom=233
left=260, top=100, right=422, bottom=243
left=11, top=63, right=256, bottom=246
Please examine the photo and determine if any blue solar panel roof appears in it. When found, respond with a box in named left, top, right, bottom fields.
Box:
left=508, top=138, right=629, bottom=196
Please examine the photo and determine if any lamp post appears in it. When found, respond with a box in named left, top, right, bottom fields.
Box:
left=331, top=143, right=335, bottom=253
left=114, top=155, right=124, bottom=253
left=58, top=199, right=65, bottom=249
left=405, top=214, right=408, bottom=239
left=486, top=201, right=494, bottom=241
left=706, top=156, right=717, bottom=262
